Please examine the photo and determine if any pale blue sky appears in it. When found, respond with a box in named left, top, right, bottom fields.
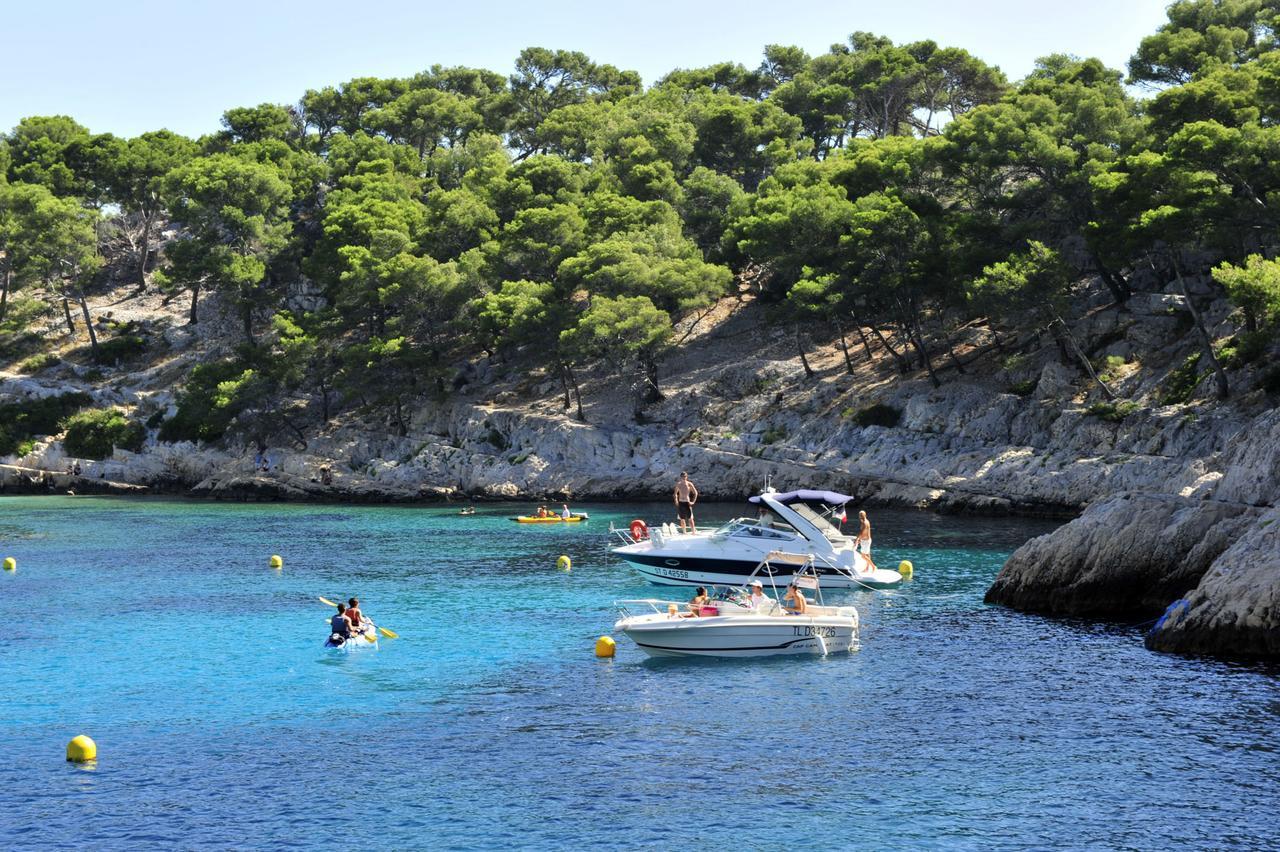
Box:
left=1, top=0, right=1172, bottom=138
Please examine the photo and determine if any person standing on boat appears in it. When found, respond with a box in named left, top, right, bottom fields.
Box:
left=856, top=510, right=878, bottom=572
left=673, top=471, right=699, bottom=533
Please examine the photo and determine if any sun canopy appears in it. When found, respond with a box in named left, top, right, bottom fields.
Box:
left=749, top=489, right=854, bottom=506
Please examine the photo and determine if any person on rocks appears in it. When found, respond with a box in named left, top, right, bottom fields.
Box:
left=673, top=471, right=699, bottom=533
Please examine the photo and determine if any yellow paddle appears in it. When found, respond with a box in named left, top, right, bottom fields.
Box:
left=319, top=596, right=399, bottom=639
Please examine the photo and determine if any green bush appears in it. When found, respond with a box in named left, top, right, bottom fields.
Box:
left=158, top=360, right=249, bottom=443
left=1095, top=354, right=1126, bottom=383
left=849, top=403, right=902, bottom=428
left=0, top=392, right=94, bottom=455
left=1218, top=331, right=1270, bottom=369
left=62, top=408, right=146, bottom=459
left=1159, top=352, right=1203, bottom=406
left=17, top=352, right=60, bottom=373
left=1009, top=378, right=1038, bottom=397
left=761, top=426, right=787, bottom=445
left=1085, top=400, right=1140, bottom=422
left=93, top=334, right=147, bottom=365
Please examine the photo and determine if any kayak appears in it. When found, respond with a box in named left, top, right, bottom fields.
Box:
left=325, top=622, right=379, bottom=650
left=512, top=514, right=589, bottom=524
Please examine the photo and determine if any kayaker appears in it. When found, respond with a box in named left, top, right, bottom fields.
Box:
left=561, top=503, right=572, bottom=520
left=537, top=506, right=548, bottom=518
left=673, top=471, right=699, bottom=533
left=346, top=597, right=364, bottom=629
left=330, top=603, right=353, bottom=640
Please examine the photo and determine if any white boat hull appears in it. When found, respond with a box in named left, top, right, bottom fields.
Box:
left=620, top=556, right=901, bottom=590
left=614, top=612, right=858, bottom=658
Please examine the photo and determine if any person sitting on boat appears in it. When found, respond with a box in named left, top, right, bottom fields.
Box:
left=536, top=506, right=548, bottom=518
left=685, top=586, right=710, bottom=616
left=346, top=597, right=364, bottom=630
left=747, top=580, right=771, bottom=611
left=560, top=503, right=572, bottom=520
left=783, top=584, right=808, bottom=615
left=330, top=603, right=353, bottom=641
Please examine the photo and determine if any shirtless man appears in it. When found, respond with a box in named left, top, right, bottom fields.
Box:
left=856, top=510, right=878, bottom=572
left=673, top=471, right=699, bottom=533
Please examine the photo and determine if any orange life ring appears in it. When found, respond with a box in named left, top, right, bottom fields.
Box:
left=630, top=519, right=649, bottom=540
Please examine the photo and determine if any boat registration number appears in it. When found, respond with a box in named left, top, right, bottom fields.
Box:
left=793, top=626, right=837, bottom=638
left=654, top=566, right=689, bottom=579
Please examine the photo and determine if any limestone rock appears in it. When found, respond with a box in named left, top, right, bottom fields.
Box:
left=985, top=493, right=1263, bottom=616
left=1145, top=507, right=1280, bottom=658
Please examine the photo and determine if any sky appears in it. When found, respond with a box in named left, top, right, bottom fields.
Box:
left=0, top=0, right=1173, bottom=139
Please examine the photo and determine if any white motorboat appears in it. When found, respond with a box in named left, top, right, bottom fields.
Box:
left=610, top=488, right=902, bottom=589
left=613, top=554, right=859, bottom=658
left=325, top=621, right=379, bottom=651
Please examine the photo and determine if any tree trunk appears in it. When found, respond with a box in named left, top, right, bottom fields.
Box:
left=906, top=324, right=941, bottom=388
left=1173, top=260, right=1230, bottom=400
left=1050, top=316, right=1115, bottom=400
left=989, top=325, right=1005, bottom=353
left=318, top=376, right=331, bottom=424
left=854, top=323, right=873, bottom=361
left=77, top=291, right=98, bottom=358
left=63, top=297, right=76, bottom=333
left=242, top=301, right=255, bottom=345
left=794, top=325, right=814, bottom=378
left=641, top=355, right=663, bottom=403
left=559, top=365, right=572, bottom=411
left=834, top=319, right=855, bottom=375
left=870, top=324, right=910, bottom=373
left=0, top=267, right=9, bottom=324
left=942, top=330, right=967, bottom=375
left=189, top=282, right=201, bottom=325
left=1092, top=252, right=1131, bottom=304
left=564, top=363, right=585, bottom=421
left=135, top=213, right=153, bottom=288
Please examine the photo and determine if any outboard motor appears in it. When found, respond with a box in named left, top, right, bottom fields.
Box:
left=326, top=632, right=347, bottom=648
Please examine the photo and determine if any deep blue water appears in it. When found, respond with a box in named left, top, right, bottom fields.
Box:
left=1, top=496, right=1277, bottom=850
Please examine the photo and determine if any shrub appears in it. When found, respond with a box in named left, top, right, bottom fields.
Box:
left=17, top=352, right=60, bottom=373
left=849, top=403, right=902, bottom=428
left=158, top=360, right=250, bottom=443
left=0, top=392, right=94, bottom=456
left=1218, top=331, right=1270, bottom=369
left=62, top=408, right=146, bottom=459
left=1009, top=378, right=1038, bottom=397
left=1095, top=354, right=1126, bottom=383
left=1159, top=353, right=1203, bottom=406
left=93, top=334, right=147, bottom=365
left=1086, top=400, right=1140, bottom=422
left=761, top=426, right=787, bottom=445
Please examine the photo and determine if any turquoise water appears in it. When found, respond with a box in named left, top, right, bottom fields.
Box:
left=2, top=496, right=1278, bottom=850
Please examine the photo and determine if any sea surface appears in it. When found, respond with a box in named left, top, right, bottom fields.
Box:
left=1, top=496, right=1277, bottom=850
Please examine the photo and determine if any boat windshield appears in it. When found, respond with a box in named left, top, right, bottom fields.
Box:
left=714, top=517, right=799, bottom=542
left=789, top=503, right=849, bottom=542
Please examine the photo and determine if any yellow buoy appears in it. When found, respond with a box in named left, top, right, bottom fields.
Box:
left=2, top=557, right=15, bottom=572
left=594, top=636, right=616, bottom=658
left=898, top=560, right=914, bottom=579
left=557, top=555, right=572, bottom=572
left=66, top=735, right=97, bottom=762
left=269, top=555, right=283, bottom=569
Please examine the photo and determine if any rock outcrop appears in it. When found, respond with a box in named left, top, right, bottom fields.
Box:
left=1145, top=507, right=1280, bottom=658
left=985, top=494, right=1264, bottom=616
